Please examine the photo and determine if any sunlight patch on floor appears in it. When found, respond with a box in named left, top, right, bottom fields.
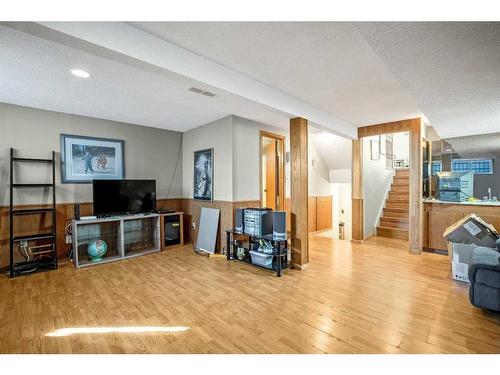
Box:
left=46, top=326, right=190, bottom=337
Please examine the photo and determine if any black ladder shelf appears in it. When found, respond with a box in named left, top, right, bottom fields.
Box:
left=9, top=148, right=58, bottom=277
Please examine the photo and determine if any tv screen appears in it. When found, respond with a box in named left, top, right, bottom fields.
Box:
left=93, top=179, right=156, bottom=216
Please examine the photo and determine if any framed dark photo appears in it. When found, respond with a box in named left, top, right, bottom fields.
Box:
left=193, top=148, right=213, bottom=201
left=60, top=134, right=125, bottom=183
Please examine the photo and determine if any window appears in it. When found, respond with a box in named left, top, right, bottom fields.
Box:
left=451, top=159, right=493, bottom=174
left=431, top=161, right=442, bottom=175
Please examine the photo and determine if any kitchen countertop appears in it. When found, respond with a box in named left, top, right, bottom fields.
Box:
left=423, top=198, right=500, bottom=207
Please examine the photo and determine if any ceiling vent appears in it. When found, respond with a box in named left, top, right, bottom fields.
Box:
left=188, top=86, right=216, bottom=98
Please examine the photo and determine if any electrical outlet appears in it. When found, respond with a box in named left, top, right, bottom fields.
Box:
left=192, top=222, right=196, bottom=230
left=65, top=235, right=72, bottom=244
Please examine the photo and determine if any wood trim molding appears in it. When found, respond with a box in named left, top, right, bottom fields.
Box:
left=351, top=139, right=364, bottom=241
left=357, top=118, right=420, bottom=138
left=292, top=262, right=310, bottom=271
left=259, top=130, right=286, bottom=211
left=353, top=118, right=423, bottom=254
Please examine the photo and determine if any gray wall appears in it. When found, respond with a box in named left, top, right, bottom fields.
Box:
left=182, top=116, right=234, bottom=201
left=0, top=103, right=183, bottom=205
left=474, top=157, right=500, bottom=199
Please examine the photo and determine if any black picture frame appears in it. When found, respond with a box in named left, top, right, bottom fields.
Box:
left=60, top=133, right=125, bottom=184
left=193, top=148, right=214, bottom=202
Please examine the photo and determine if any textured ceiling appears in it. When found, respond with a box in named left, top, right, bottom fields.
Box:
left=0, top=24, right=291, bottom=132
left=357, top=22, right=500, bottom=138
left=445, top=133, right=500, bottom=158
left=131, top=22, right=422, bottom=127
left=2, top=22, right=500, bottom=139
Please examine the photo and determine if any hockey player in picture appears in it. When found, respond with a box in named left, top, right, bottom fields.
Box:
left=82, top=150, right=94, bottom=174
left=97, top=153, right=108, bottom=170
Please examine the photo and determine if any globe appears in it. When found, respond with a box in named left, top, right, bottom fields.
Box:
left=87, top=240, right=107, bottom=261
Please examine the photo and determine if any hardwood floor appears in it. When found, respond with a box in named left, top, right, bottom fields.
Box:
left=0, top=235, right=498, bottom=354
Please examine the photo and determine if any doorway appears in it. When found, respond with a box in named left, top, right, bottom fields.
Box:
left=260, top=131, right=285, bottom=211
left=352, top=118, right=423, bottom=254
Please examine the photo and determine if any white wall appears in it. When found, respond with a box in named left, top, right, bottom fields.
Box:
left=308, top=136, right=333, bottom=196
left=231, top=116, right=290, bottom=201
left=182, top=116, right=233, bottom=201
left=0, top=103, right=183, bottom=205
left=363, top=136, right=394, bottom=237
left=329, top=169, right=351, bottom=183
left=392, top=132, right=410, bottom=162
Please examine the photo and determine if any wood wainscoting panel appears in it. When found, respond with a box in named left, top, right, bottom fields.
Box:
left=316, top=196, right=333, bottom=231
left=0, top=198, right=183, bottom=269
left=308, top=197, right=317, bottom=232
left=285, top=198, right=291, bottom=232
left=181, top=199, right=234, bottom=253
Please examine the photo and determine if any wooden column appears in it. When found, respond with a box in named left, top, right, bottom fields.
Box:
left=351, top=139, right=364, bottom=243
left=409, top=119, right=423, bottom=254
left=290, top=117, right=309, bottom=269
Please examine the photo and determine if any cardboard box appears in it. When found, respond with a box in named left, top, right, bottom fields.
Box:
left=447, top=242, right=476, bottom=282
left=443, top=214, right=499, bottom=248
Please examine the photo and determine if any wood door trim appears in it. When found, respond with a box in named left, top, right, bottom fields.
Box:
left=259, top=130, right=286, bottom=211
left=354, top=118, right=423, bottom=254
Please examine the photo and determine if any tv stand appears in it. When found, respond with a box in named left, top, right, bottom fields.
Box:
left=72, top=213, right=161, bottom=268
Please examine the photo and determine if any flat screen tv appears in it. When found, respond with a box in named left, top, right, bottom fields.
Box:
left=93, top=179, right=156, bottom=216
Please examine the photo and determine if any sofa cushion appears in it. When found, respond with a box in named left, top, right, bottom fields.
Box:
left=470, top=283, right=500, bottom=311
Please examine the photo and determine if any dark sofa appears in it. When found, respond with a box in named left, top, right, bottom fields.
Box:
left=468, top=246, right=500, bottom=312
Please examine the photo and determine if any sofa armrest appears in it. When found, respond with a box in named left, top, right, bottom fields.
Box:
left=468, top=247, right=500, bottom=283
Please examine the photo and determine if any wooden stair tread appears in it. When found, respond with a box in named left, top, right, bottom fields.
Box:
left=380, top=216, right=408, bottom=223
left=384, top=207, right=408, bottom=211
left=377, top=225, right=408, bottom=231
left=383, top=208, right=409, bottom=218
left=377, top=226, right=409, bottom=240
left=378, top=169, right=411, bottom=239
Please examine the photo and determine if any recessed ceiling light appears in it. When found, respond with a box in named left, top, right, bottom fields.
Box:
left=70, top=69, right=90, bottom=78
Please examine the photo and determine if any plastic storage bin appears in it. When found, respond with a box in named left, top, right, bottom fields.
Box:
left=448, top=242, right=477, bottom=282
left=249, top=250, right=273, bottom=269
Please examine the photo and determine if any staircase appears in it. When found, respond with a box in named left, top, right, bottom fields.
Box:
left=376, top=168, right=409, bottom=240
